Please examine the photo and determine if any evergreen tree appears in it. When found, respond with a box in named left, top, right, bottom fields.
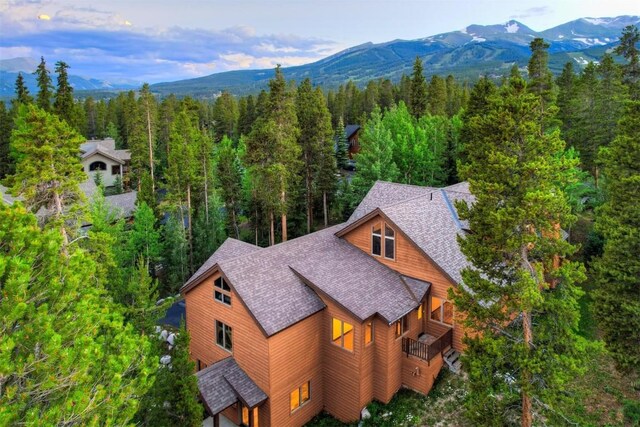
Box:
left=614, top=25, right=640, bottom=99
left=162, top=211, right=189, bottom=294
left=12, top=72, right=33, bottom=107
left=125, top=202, right=162, bottom=270
left=192, top=195, right=226, bottom=267
left=527, top=38, right=556, bottom=112
left=216, top=136, right=244, bottom=238
left=33, top=56, right=53, bottom=111
left=334, top=117, right=349, bottom=170
left=593, top=101, right=640, bottom=370
left=0, top=102, right=13, bottom=178
left=53, top=61, right=74, bottom=125
left=212, top=91, right=238, bottom=142
left=556, top=62, right=579, bottom=146
left=296, top=78, right=334, bottom=233
left=245, top=66, right=301, bottom=244
left=427, top=75, right=447, bottom=115
left=410, top=56, right=428, bottom=119
left=6, top=105, right=86, bottom=244
left=453, top=76, right=587, bottom=426
left=139, top=83, right=158, bottom=194
left=0, top=202, right=153, bottom=425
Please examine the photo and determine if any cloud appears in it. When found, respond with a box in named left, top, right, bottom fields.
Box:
left=510, top=6, right=551, bottom=20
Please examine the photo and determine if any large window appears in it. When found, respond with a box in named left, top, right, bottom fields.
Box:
left=394, top=314, right=408, bottom=338
left=371, top=223, right=382, bottom=256
left=214, top=276, right=231, bottom=305
left=364, top=320, right=374, bottom=345
left=332, top=318, right=354, bottom=351
left=89, top=161, right=107, bottom=171
left=430, top=296, right=454, bottom=326
left=111, top=165, right=121, bottom=175
left=215, top=320, right=232, bottom=352
left=384, top=225, right=395, bottom=260
left=290, top=381, right=310, bottom=412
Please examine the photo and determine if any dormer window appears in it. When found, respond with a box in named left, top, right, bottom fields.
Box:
left=214, top=276, right=231, bottom=305
left=371, top=222, right=395, bottom=260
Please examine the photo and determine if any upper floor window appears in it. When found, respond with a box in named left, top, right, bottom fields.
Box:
left=372, top=223, right=382, bottom=256
left=214, top=276, right=231, bottom=305
left=417, top=302, right=424, bottom=320
left=290, top=381, right=310, bottom=412
left=371, top=222, right=396, bottom=260
left=364, top=320, right=374, bottom=345
left=332, top=318, right=354, bottom=351
left=111, top=165, right=121, bottom=175
left=430, top=296, right=453, bottom=326
left=89, top=161, right=107, bottom=171
left=395, top=314, right=408, bottom=338
left=215, top=320, right=232, bottom=352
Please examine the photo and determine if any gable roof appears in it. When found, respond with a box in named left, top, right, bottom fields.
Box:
left=80, top=139, right=130, bottom=164
left=345, top=124, right=360, bottom=139
left=197, top=357, right=267, bottom=414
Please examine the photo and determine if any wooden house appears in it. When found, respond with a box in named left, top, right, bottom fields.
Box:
left=345, top=124, right=361, bottom=158
left=181, top=181, right=474, bottom=427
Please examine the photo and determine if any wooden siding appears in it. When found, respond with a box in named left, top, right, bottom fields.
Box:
left=342, top=214, right=465, bottom=351
left=184, top=270, right=271, bottom=426
left=268, top=312, right=324, bottom=427
left=401, top=353, right=443, bottom=395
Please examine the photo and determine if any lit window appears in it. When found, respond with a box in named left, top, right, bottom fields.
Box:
left=290, top=381, right=311, bottom=412
left=395, top=315, right=408, bottom=338
left=253, top=408, right=259, bottom=427
left=332, top=318, right=354, bottom=351
left=364, top=320, right=374, bottom=345
left=215, top=320, right=232, bottom=352
left=372, top=223, right=382, bottom=256
left=242, top=406, right=249, bottom=426
left=384, top=225, right=395, bottom=260
left=417, top=302, right=424, bottom=320
left=89, top=161, right=107, bottom=171
left=430, top=296, right=453, bottom=326
left=214, top=276, right=231, bottom=305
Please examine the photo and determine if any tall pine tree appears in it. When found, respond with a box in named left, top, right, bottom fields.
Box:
left=53, top=61, right=74, bottom=125
left=34, top=56, right=53, bottom=111
left=409, top=56, right=428, bottom=119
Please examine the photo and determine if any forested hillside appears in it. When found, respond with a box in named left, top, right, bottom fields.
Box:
left=1, top=24, right=639, bottom=426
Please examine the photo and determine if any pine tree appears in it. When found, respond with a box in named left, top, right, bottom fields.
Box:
left=556, top=62, right=579, bottom=146
left=334, top=117, right=349, bottom=170
left=192, top=195, right=226, bottom=267
left=33, top=56, right=53, bottom=111
left=125, top=202, right=162, bottom=270
left=162, top=211, right=189, bottom=294
left=410, top=57, right=428, bottom=119
left=6, top=105, right=86, bottom=244
left=53, top=61, right=74, bottom=125
left=614, top=25, right=640, bottom=99
left=0, top=202, right=153, bottom=425
left=212, top=91, right=238, bottom=142
left=245, top=66, right=301, bottom=244
left=593, top=101, right=640, bottom=370
left=527, top=38, right=556, bottom=112
left=427, top=75, right=447, bottom=115
left=0, top=102, right=13, bottom=178
left=296, top=78, right=334, bottom=233
left=216, top=136, right=243, bottom=238
left=139, top=83, right=158, bottom=194
left=12, top=72, right=33, bottom=108
left=453, top=76, right=587, bottom=426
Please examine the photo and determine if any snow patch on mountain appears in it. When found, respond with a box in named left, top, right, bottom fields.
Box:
left=573, top=37, right=607, bottom=46
left=472, top=36, right=486, bottom=42
left=583, top=17, right=608, bottom=25
left=505, top=22, right=519, bottom=33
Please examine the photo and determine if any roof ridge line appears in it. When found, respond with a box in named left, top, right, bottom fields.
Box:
left=440, top=189, right=463, bottom=229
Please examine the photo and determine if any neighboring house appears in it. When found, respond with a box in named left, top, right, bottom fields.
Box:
left=181, top=181, right=475, bottom=427
left=345, top=124, right=361, bottom=158
left=79, top=138, right=131, bottom=188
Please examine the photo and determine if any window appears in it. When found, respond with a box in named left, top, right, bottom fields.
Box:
left=290, top=381, right=311, bottom=412
left=417, top=302, right=424, bottom=320
left=253, top=408, right=259, bottom=427
left=332, top=318, right=354, bottom=351
left=111, top=165, right=121, bottom=175
left=215, top=320, right=232, bottom=352
left=395, top=314, right=408, bottom=338
left=214, top=276, right=231, bottom=305
left=384, top=225, right=395, bottom=260
left=89, top=161, right=107, bottom=171
left=371, top=223, right=382, bottom=256
left=241, top=406, right=249, bottom=426
left=430, top=296, right=454, bottom=326
left=364, top=320, right=374, bottom=345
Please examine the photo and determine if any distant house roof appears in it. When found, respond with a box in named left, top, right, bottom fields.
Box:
left=0, top=184, right=23, bottom=205
left=345, top=125, right=360, bottom=139
left=80, top=138, right=130, bottom=164
left=104, top=191, right=138, bottom=218
left=197, top=357, right=267, bottom=415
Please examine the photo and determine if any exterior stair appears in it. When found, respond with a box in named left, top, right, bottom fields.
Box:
left=443, top=348, right=462, bottom=374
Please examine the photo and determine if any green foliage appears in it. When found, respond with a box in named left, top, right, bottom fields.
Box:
left=216, top=136, right=243, bottom=238
left=410, top=56, right=428, bottom=118
left=0, top=102, right=13, bottom=179
left=192, top=195, right=226, bottom=268
left=34, top=56, right=53, bottom=112
left=593, top=101, right=640, bottom=371
left=162, top=211, right=188, bottom=294
left=12, top=73, right=32, bottom=108
left=614, top=25, right=640, bottom=99
left=0, top=203, right=153, bottom=425
left=126, top=202, right=162, bottom=269
left=453, top=76, right=588, bottom=425
left=112, top=173, right=124, bottom=195
left=427, top=75, right=447, bottom=115
left=53, top=61, right=75, bottom=126
left=624, top=399, right=640, bottom=425
left=527, top=38, right=556, bottom=111
left=212, top=91, right=238, bottom=142
left=334, top=117, right=349, bottom=170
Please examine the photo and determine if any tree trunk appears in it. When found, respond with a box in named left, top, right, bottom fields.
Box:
left=281, top=190, right=287, bottom=242
left=522, top=309, right=533, bottom=427
left=187, top=184, right=193, bottom=274
left=203, top=156, right=209, bottom=225
left=52, top=187, right=69, bottom=248
left=231, top=200, right=239, bottom=239
left=323, top=191, right=328, bottom=228
left=305, top=152, right=312, bottom=234
left=146, top=104, right=155, bottom=194
left=269, top=210, right=275, bottom=246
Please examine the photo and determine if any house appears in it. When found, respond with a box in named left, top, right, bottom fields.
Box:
left=345, top=124, right=361, bottom=158
left=79, top=138, right=131, bottom=188
left=181, top=181, right=474, bottom=427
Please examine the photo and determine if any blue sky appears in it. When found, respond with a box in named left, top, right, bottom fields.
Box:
left=1, top=0, right=638, bottom=83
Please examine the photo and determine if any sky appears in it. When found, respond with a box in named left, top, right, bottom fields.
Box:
left=1, top=0, right=639, bottom=84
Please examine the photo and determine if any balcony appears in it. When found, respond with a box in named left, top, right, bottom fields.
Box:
left=401, top=328, right=452, bottom=365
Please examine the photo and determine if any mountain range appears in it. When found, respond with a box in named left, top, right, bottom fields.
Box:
left=1, top=15, right=638, bottom=99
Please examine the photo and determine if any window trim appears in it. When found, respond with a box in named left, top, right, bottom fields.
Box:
left=89, top=160, right=107, bottom=171
left=394, top=314, right=408, bottom=339
left=331, top=318, right=355, bottom=352
left=290, top=381, right=311, bottom=413
left=371, top=222, right=382, bottom=257
left=214, top=276, right=232, bottom=306
left=364, top=320, right=374, bottom=346
left=111, top=164, right=121, bottom=175
left=430, top=296, right=454, bottom=326
left=215, top=320, right=233, bottom=353
left=384, top=224, right=396, bottom=260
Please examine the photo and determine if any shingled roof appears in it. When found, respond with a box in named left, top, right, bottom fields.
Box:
left=197, top=357, right=267, bottom=414
left=80, top=138, right=130, bottom=164
left=348, top=181, right=435, bottom=224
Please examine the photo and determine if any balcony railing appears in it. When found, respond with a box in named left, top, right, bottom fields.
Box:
left=402, top=328, right=453, bottom=364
